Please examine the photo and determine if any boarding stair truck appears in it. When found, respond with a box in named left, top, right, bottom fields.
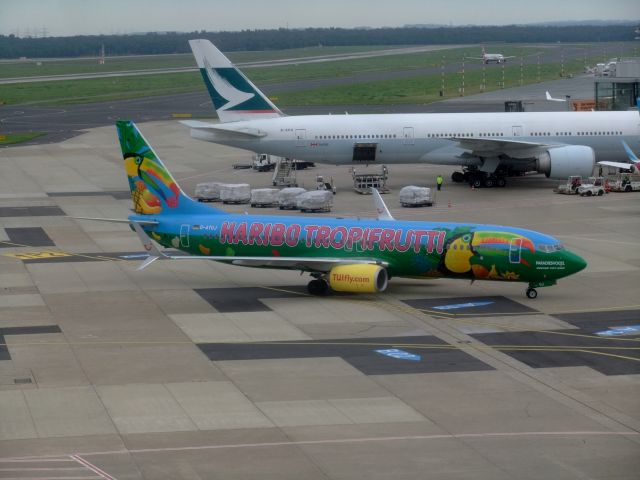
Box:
left=577, top=177, right=607, bottom=196
left=352, top=165, right=389, bottom=194
left=272, top=158, right=297, bottom=187
left=554, top=176, right=582, bottom=194
left=608, top=174, right=640, bottom=192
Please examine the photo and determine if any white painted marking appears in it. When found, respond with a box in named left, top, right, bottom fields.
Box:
left=0, top=459, right=75, bottom=463
left=4, top=431, right=634, bottom=461
left=0, top=477, right=99, bottom=480
left=70, top=455, right=117, bottom=480
left=0, top=467, right=85, bottom=471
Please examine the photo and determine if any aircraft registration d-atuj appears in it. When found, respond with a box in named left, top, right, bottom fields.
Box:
left=182, top=39, right=640, bottom=188
left=79, top=121, right=586, bottom=299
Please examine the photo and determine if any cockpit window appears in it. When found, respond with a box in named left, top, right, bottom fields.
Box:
left=537, top=243, right=565, bottom=253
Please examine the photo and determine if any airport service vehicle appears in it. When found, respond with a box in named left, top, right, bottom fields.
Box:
left=252, top=153, right=276, bottom=171
left=183, top=40, right=640, bottom=188
left=78, top=121, right=586, bottom=300
left=577, top=177, right=606, bottom=197
left=598, top=141, right=640, bottom=192
left=316, top=175, right=336, bottom=194
left=555, top=176, right=582, bottom=194
left=608, top=176, right=640, bottom=192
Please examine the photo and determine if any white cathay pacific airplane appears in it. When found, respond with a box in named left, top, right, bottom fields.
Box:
left=183, top=39, right=640, bottom=188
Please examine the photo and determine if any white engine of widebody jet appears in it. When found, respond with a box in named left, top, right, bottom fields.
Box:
left=536, top=145, right=595, bottom=179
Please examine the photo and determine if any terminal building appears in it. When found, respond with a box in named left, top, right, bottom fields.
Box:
left=593, top=58, right=640, bottom=111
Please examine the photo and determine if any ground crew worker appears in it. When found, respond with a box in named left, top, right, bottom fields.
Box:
left=436, top=174, right=444, bottom=191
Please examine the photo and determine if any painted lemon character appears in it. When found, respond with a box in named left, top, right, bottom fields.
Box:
left=444, top=234, right=474, bottom=274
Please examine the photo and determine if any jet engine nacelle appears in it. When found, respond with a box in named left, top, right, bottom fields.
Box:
left=329, top=264, right=388, bottom=293
left=536, top=145, right=595, bottom=179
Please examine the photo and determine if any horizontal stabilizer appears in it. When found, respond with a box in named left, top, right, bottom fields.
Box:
left=74, top=216, right=158, bottom=226
left=180, top=120, right=266, bottom=139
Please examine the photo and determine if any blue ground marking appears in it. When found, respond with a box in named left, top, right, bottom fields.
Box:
left=375, top=348, right=421, bottom=361
left=433, top=301, right=495, bottom=311
left=595, top=325, right=640, bottom=337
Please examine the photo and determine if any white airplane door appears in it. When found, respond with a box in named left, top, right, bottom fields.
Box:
left=296, top=129, right=306, bottom=147
left=180, top=224, right=190, bottom=248
left=403, top=127, right=414, bottom=145
left=512, top=125, right=523, bottom=136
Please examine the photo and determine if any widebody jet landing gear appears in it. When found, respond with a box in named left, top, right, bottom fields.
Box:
left=451, top=169, right=507, bottom=188
left=307, top=276, right=329, bottom=295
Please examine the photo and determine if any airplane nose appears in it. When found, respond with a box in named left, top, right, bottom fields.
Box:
left=564, top=251, right=587, bottom=276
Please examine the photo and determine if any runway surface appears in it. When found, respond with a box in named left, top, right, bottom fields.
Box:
left=0, top=119, right=638, bottom=479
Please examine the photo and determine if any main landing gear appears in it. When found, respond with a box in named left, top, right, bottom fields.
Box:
left=451, top=169, right=507, bottom=188
left=525, top=287, right=538, bottom=299
left=307, top=276, right=329, bottom=295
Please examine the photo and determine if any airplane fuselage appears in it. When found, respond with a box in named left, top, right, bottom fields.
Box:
left=191, top=111, right=640, bottom=172
left=141, top=212, right=585, bottom=286
left=484, top=54, right=505, bottom=63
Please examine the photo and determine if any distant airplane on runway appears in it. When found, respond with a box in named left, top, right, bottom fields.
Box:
left=467, top=47, right=515, bottom=64
left=78, top=120, right=586, bottom=299
left=182, top=39, right=640, bottom=188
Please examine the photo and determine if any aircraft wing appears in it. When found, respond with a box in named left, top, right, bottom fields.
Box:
left=180, top=120, right=266, bottom=139
left=452, top=137, right=554, bottom=158
left=168, top=255, right=387, bottom=272
left=127, top=224, right=387, bottom=273
left=597, top=141, right=640, bottom=170
left=597, top=160, right=637, bottom=170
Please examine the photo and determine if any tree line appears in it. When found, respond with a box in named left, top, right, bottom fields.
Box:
left=0, top=25, right=635, bottom=59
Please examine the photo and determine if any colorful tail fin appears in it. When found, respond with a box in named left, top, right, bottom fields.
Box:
left=189, top=39, right=283, bottom=123
left=116, top=120, right=225, bottom=216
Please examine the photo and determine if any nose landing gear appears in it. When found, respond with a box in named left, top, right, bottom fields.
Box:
left=525, top=280, right=557, bottom=299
